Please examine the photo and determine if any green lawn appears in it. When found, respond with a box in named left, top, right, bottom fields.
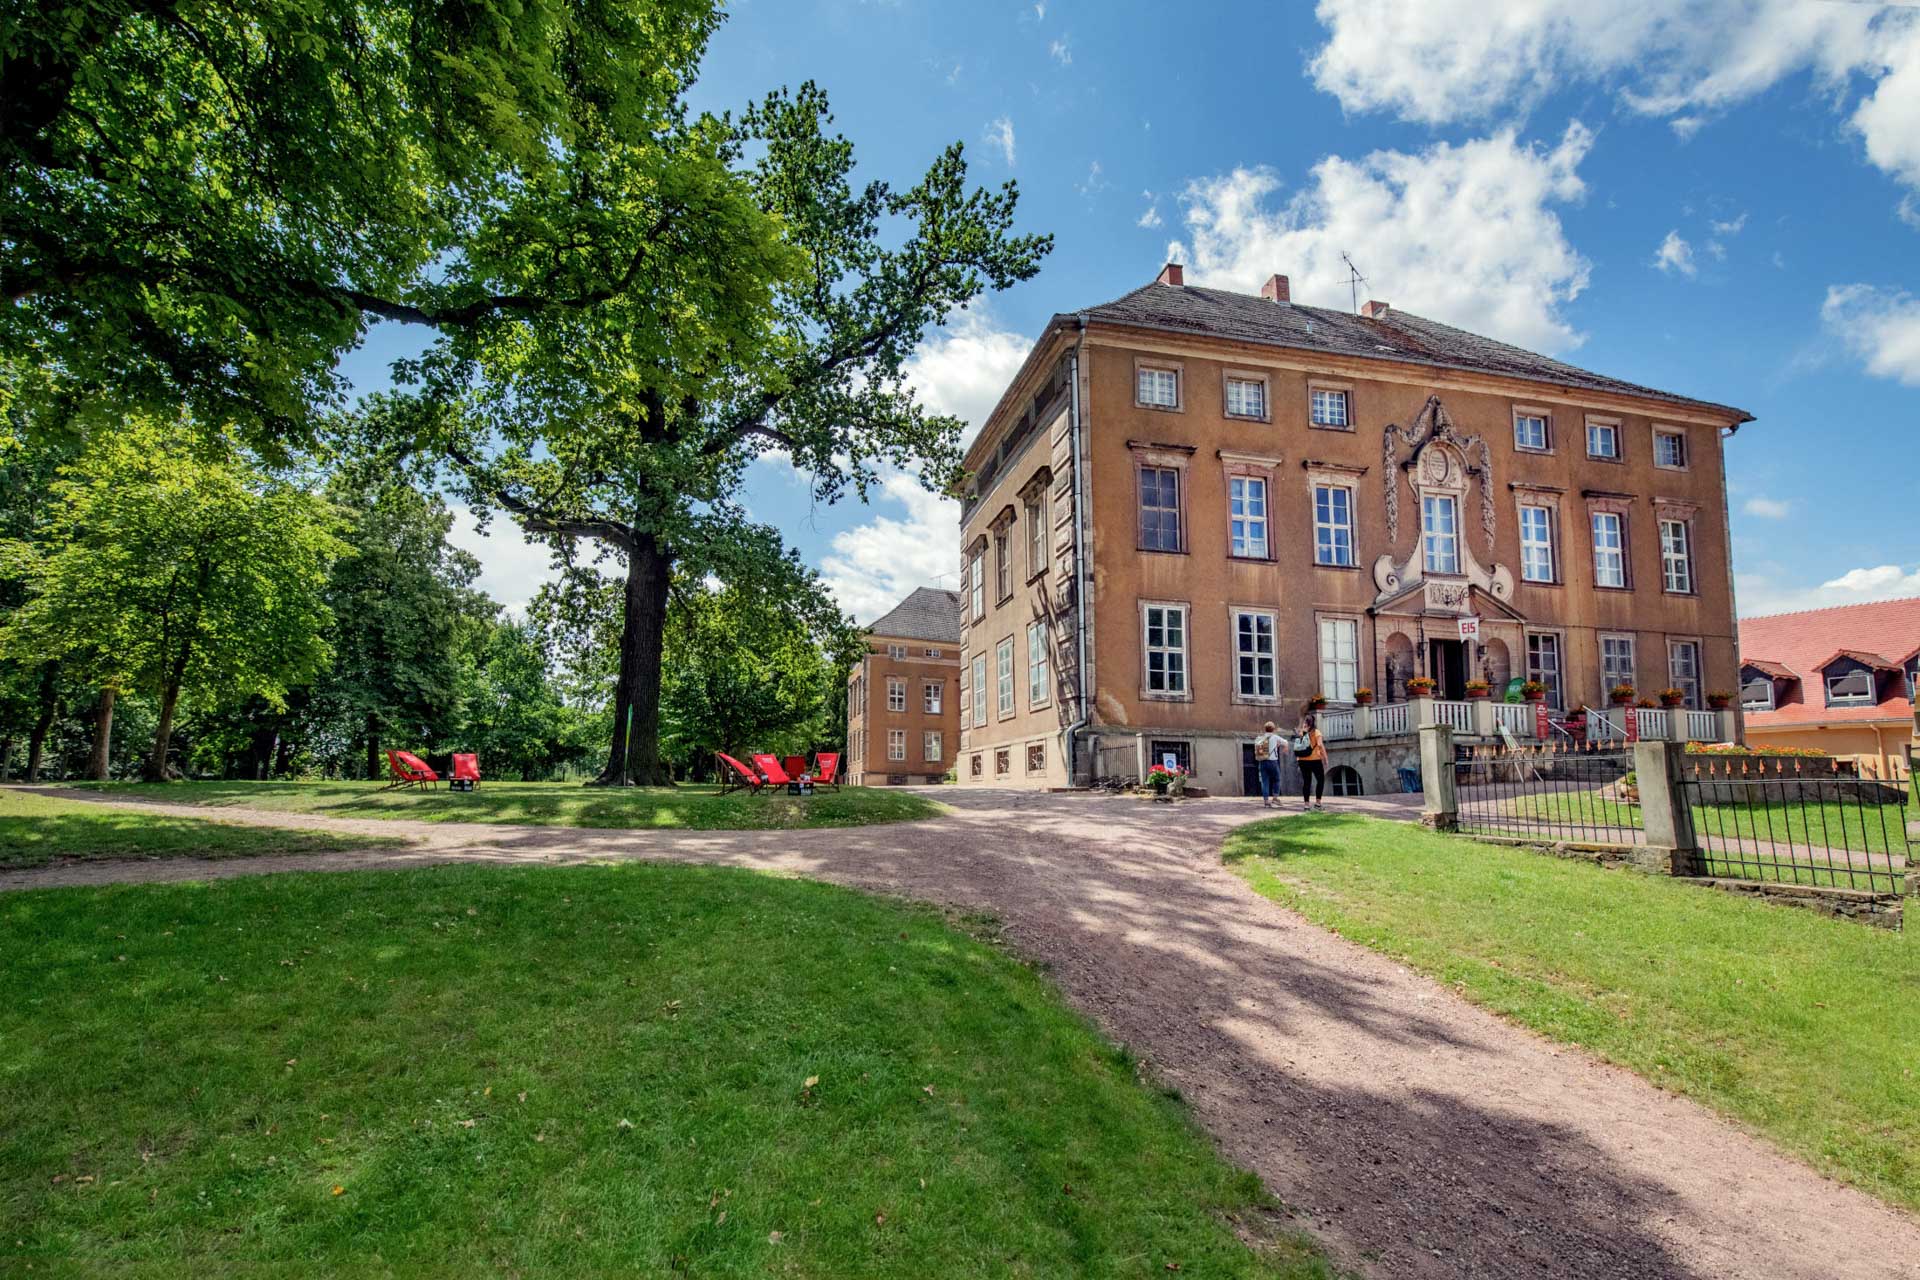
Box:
left=0, top=787, right=401, bottom=869
left=1, top=864, right=1332, bottom=1278
left=1225, top=815, right=1920, bottom=1214
left=67, top=779, right=945, bottom=831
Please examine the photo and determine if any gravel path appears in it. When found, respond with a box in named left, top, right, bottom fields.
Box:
left=7, top=784, right=1917, bottom=1279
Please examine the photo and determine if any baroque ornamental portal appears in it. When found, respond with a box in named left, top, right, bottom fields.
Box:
left=1372, top=394, right=1516, bottom=616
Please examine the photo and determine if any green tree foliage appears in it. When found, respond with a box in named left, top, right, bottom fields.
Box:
left=2, top=418, right=347, bottom=778
left=462, top=621, right=586, bottom=781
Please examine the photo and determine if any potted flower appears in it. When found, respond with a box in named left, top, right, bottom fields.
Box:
left=1658, top=687, right=1686, bottom=708
left=1306, top=693, right=1329, bottom=711
left=1519, top=680, right=1547, bottom=703
left=1635, top=697, right=1656, bottom=709
left=1706, top=690, right=1733, bottom=709
left=1608, top=684, right=1636, bottom=706
left=1144, top=762, right=1187, bottom=800
left=1406, top=676, right=1437, bottom=695
left=1353, top=687, right=1375, bottom=706
left=1464, top=679, right=1491, bottom=700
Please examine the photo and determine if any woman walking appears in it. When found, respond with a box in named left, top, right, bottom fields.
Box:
left=1293, top=713, right=1327, bottom=811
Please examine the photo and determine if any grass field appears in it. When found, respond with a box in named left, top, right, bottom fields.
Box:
left=1, top=864, right=1332, bottom=1278
left=1226, top=814, right=1920, bottom=1214
left=66, top=779, right=945, bottom=831
left=0, top=787, right=401, bottom=869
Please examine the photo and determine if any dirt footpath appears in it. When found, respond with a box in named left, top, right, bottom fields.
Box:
left=7, top=785, right=1918, bottom=1279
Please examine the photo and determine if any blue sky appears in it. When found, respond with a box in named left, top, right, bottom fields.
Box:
left=355, top=1, right=1920, bottom=622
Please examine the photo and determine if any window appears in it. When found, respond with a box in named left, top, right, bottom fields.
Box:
left=1328, top=765, right=1364, bottom=797
left=1654, top=429, right=1687, bottom=469
left=1600, top=635, right=1635, bottom=697
left=1026, top=741, right=1046, bottom=774
left=1422, top=495, right=1459, bottom=574
left=994, top=531, right=1011, bottom=602
left=1149, top=740, right=1191, bottom=773
left=994, top=747, right=1011, bottom=777
left=996, top=638, right=1014, bottom=718
left=1586, top=420, right=1619, bottom=459
left=1234, top=610, right=1277, bottom=700
left=924, top=730, right=943, bottom=762
left=1138, top=466, right=1182, bottom=552
left=1514, top=412, right=1550, bottom=451
left=886, top=677, right=906, bottom=713
left=1309, top=387, right=1349, bottom=428
left=1318, top=617, right=1359, bottom=703
left=1026, top=491, right=1048, bottom=576
left=968, top=549, right=984, bottom=620
left=1137, top=366, right=1178, bottom=408
left=1741, top=676, right=1775, bottom=711
left=1669, top=641, right=1701, bottom=709
left=925, top=647, right=941, bottom=658
left=971, top=654, right=987, bottom=727
left=970, top=753, right=982, bottom=779
left=923, top=680, right=943, bottom=714
left=1826, top=668, right=1874, bottom=706
left=1314, top=484, right=1355, bottom=567
left=1591, top=512, right=1626, bottom=588
left=1225, top=376, right=1266, bottom=419
left=1660, top=519, right=1693, bottom=594
left=1144, top=604, right=1188, bottom=696
left=1027, top=621, right=1049, bottom=707
left=887, top=643, right=907, bottom=659
left=1908, top=661, right=1918, bottom=702
left=958, top=656, right=970, bottom=721
left=1229, top=476, right=1269, bottom=558
left=1519, top=505, right=1555, bottom=582
left=888, top=729, right=906, bottom=761
left=1527, top=632, right=1563, bottom=710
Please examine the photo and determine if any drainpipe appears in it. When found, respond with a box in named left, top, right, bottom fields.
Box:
left=1064, top=313, right=1093, bottom=785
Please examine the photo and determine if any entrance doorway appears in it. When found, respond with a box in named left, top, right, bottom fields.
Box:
left=1429, top=638, right=1468, bottom=700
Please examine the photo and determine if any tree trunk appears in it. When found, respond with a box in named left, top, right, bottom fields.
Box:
left=364, top=712, right=380, bottom=780
left=0, top=735, right=13, bottom=782
left=24, top=662, right=58, bottom=782
left=145, top=651, right=189, bottom=781
left=86, top=687, right=115, bottom=781
left=592, top=533, right=674, bottom=786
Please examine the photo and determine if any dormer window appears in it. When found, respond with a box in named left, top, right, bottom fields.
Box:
left=1741, top=674, right=1775, bottom=711
left=1825, top=668, right=1874, bottom=706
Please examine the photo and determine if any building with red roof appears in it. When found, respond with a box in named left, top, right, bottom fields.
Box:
left=1738, top=596, right=1920, bottom=779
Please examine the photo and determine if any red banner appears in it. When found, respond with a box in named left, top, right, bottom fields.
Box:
left=1624, top=706, right=1639, bottom=743
left=1534, top=701, right=1549, bottom=739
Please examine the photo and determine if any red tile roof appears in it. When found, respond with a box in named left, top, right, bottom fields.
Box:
left=1740, top=596, right=1920, bottom=727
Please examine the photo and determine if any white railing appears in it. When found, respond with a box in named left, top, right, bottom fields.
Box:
left=1586, top=707, right=1625, bottom=741
left=1492, top=702, right=1534, bottom=738
left=1686, top=709, right=1720, bottom=742
left=1320, top=709, right=1357, bottom=740
left=1372, top=702, right=1411, bottom=736
left=1434, top=700, right=1474, bottom=733
left=1637, top=707, right=1670, bottom=740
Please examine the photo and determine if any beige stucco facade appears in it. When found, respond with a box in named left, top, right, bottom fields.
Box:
left=846, top=635, right=960, bottom=785
left=954, top=277, right=1749, bottom=795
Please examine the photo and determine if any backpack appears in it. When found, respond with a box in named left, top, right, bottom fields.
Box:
left=1290, top=733, right=1312, bottom=755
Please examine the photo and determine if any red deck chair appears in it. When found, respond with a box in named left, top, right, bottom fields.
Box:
left=383, top=750, right=439, bottom=792
left=451, top=753, right=481, bottom=791
left=715, top=752, right=764, bottom=796
left=751, top=753, right=795, bottom=794
left=811, top=752, right=841, bottom=790
left=783, top=754, right=808, bottom=780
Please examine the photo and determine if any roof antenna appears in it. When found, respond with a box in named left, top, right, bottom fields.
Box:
left=1340, top=252, right=1366, bottom=315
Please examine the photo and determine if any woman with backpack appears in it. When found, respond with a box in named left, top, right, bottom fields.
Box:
left=1293, top=714, right=1327, bottom=811
left=1252, top=720, right=1286, bottom=808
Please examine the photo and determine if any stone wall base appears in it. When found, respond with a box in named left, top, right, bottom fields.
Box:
left=1678, top=877, right=1905, bottom=928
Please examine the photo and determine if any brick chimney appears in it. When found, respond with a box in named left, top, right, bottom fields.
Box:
left=1156, top=261, right=1184, bottom=287
left=1361, top=299, right=1391, bottom=319
left=1260, top=273, right=1290, bottom=303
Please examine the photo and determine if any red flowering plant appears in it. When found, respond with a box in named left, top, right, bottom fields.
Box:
left=1144, top=762, right=1188, bottom=795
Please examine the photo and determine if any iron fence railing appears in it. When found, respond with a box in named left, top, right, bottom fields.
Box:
left=1456, top=742, right=1644, bottom=846
left=1682, top=756, right=1914, bottom=896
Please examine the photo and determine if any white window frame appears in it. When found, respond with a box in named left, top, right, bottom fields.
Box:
left=1136, top=365, right=1180, bottom=409
left=888, top=729, right=907, bottom=762
left=925, top=647, right=941, bottom=658
left=993, top=530, right=1011, bottom=602
left=1519, top=504, right=1556, bottom=583
left=1224, top=375, right=1267, bottom=420
left=1825, top=668, right=1875, bottom=706
left=1026, top=490, right=1048, bottom=576
left=1229, top=475, right=1269, bottom=559
left=1668, top=640, right=1702, bottom=709
left=923, top=730, right=942, bottom=762
left=923, top=680, right=942, bottom=714
left=1313, top=483, right=1355, bottom=567
left=887, top=643, right=907, bottom=660
left=1660, top=518, right=1694, bottom=595
left=886, top=676, right=906, bottom=713
left=1653, top=427, right=1688, bottom=470
left=1422, top=494, right=1460, bottom=575
left=971, top=653, right=987, bottom=727
left=1600, top=634, right=1636, bottom=699
left=968, top=549, right=984, bottom=620
left=1741, top=674, right=1775, bottom=712
left=1513, top=408, right=1551, bottom=452
left=1591, top=511, right=1627, bottom=588
left=1586, top=418, right=1620, bottom=460
left=1027, top=621, right=1049, bottom=708
left=1143, top=602, right=1189, bottom=699
left=1233, top=608, right=1278, bottom=703
left=1526, top=631, right=1564, bottom=711
left=995, top=637, right=1015, bottom=718
left=1309, top=386, right=1350, bottom=428
left=1318, top=616, right=1360, bottom=703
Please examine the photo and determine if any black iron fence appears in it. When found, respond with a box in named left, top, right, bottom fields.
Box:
left=1455, top=742, right=1643, bottom=846
left=1680, top=756, right=1914, bottom=896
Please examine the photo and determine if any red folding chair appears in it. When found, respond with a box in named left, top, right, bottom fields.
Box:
left=383, top=750, right=439, bottom=792
left=811, top=752, right=841, bottom=790
left=715, top=752, right=765, bottom=796
left=752, top=754, right=796, bottom=794
left=451, top=753, right=481, bottom=791
left=783, top=754, right=808, bottom=780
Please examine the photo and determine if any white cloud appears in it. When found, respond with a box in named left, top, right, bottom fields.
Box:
left=1710, top=212, right=1749, bottom=235
left=1821, top=283, right=1920, bottom=385
left=817, top=314, right=1033, bottom=619
left=1075, top=160, right=1109, bottom=197
left=446, top=504, right=563, bottom=618
left=1166, top=123, right=1593, bottom=352
left=1653, top=229, right=1697, bottom=276
left=1049, top=36, right=1072, bottom=66
left=1742, top=495, right=1791, bottom=519
left=1738, top=563, right=1920, bottom=617
left=1308, top=1, right=1920, bottom=202
left=983, top=115, right=1016, bottom=167
left=1137, top=199, right=1163, bottom=229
